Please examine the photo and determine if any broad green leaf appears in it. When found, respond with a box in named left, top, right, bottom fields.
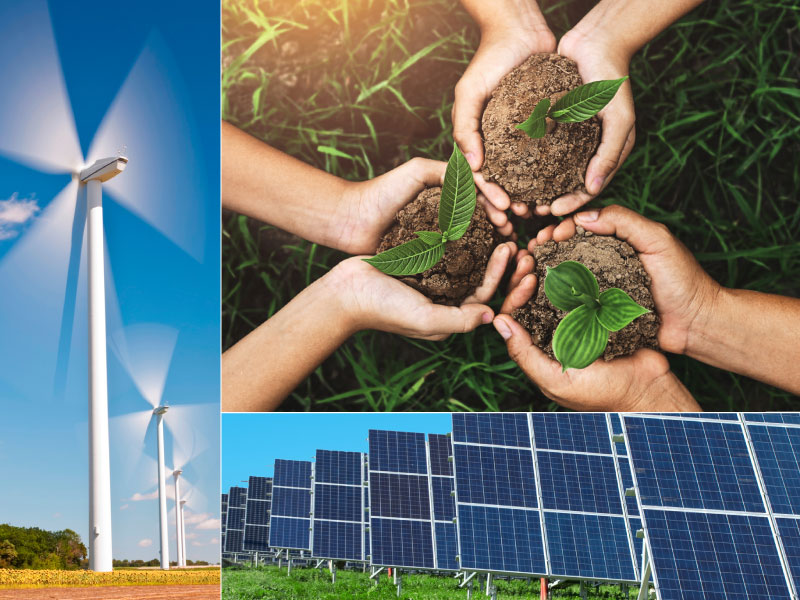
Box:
left=552, top=304, right=609, bottom=371
left=596, top=288, right=650, bottom=331
left=516, top=98, right=551, bottom=139
left=415, top=231, right=444, bottom=246
left=549, top=76, right=629, bottom=123
left=438, top=144, right=476, bottom=241
left=363, top=237, right=445, bottom=276
left=544, top=261, right=600, bottom=312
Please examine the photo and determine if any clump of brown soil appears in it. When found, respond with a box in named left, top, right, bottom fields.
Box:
left=377, top=187, right=500, bottom=305
left=481, top=53, right=601, bottom=206
left=512, top=228, right=659, bottom=361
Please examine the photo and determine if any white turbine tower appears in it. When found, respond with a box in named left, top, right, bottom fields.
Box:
left=173, top=468, right=184, bottom=567
left=80, top=156, right=128, bottom=572
left=154, top=405, right=170, bottom=569
left=179, top=498, right=188, bottom=566
left=0, top=1, right=208, bottom=573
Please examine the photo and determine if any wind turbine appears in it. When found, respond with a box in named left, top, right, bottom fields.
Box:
left=154, top=404, right=170, bottom=569
left=179, top=498, right=188, bottom=566
left=173, top=468, right=184, bottom=567
left=0, top=0, right=209, bottom=573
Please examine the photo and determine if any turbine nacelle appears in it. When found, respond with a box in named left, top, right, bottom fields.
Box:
left=153, top=404, right=169, bottom=416
left=173, top=468, right=183, bottom=478
left=80, top=156, right=128, bottom=183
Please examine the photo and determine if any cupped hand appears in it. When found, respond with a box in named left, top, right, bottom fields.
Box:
left=333, top=241, right=519, bottom=341
left=532, top=205, right=722, bottom=355
left=452, top=23, right=556, bottom=218
left=492, top=241, right=700, bottom=412
left=547, top=30, right=636, bottom=217
left=339, top=158, right=515, bottom=255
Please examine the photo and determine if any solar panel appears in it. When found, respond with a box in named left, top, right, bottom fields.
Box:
left=452, top=413, right=638, bottom=582
left=429, top=433, right=458, bottom=571
left=269, top=459, right=312, bottom=551
left=224, top=486, right=247, bottom=554
left=243, top=476, right=272, bottom=552
left=311, top=450, right=367, bottom=562
left=221, top=493, right=229, bottom=558
left=623, top=414, right=798, bottom=600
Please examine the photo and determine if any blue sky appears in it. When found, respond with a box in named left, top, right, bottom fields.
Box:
left=222, top=414, right=452, bottom=491
left=0, top=0, right=220, bottom=563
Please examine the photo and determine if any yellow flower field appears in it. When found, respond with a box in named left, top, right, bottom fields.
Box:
left=0, top=568, right=221, bottom=588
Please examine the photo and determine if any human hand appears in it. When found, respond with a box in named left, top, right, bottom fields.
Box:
left=493, top=237, right=700, bottom=411
left=532, top=205, right=722, bottom=355
left=453, top=14, right=556, bottom=219
left=331, top=241, right=519, bottom=341
left=544, top=30, right=636, bottom=217
left=339, top=158, right=515, bottom=254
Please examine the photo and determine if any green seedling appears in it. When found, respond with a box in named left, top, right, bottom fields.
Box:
left=517, top=77, right=628, bottom=139
left=544, top=260, right=649, bottom=371
left=364, top=143, right=476, bottom=276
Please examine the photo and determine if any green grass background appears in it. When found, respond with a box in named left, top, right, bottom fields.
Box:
left=221, top=0, right=800, bottom=411
left=222, top=565, right=639, bottom=600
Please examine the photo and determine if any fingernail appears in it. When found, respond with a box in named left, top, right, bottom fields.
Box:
left=493, top=319, right=512, bottom=340
left=576, top=210, right=599, bottom=223
left=592, top=176, right=605, bottom=193
left=482, top=312, right=493, bottom=324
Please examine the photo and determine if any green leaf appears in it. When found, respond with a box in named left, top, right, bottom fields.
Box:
left=363, top=237, right=446, bottom=276
left=516, top=98, right=551, bottom=139
left=596, top=288, right=650, bottom=331
left=438, top=144, right=476, bottom=240
left=549, top=76, right=629, bottom=123
left=552, top=304, right=609, bottom=371
left=544, top=261, right=600, bottom=311
left=415, top=231, right=444, bottom=245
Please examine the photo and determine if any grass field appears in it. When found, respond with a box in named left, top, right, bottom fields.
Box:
left=222, top=566, right=641, bottom=600
left=0, top=567, right=221, bottom=588
left=221, top=0, right=800, bottom=411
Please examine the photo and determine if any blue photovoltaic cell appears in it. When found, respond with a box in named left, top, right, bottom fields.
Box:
left=269, top=516, right=310, bottom=550
left=629, top=517, right=643, bottom=572
left=610, top=414, right=627, bottom=456
left=247, top=476, right=272, bottom=500
left=314, top=483, right=361, bottom=522
left=371, top=518, right=434, bottom=569
left=453, top=443, right=537, bottom=508
left=435, top=522, right=459, bottom=570
left=431, top=476, right=455, bottom=521
left=271, top=487, right=311, bottom=518
left=243, top=523, right=270, bottom=552
left=777, top=518, right=800, bottom=592
left=429, top=434, right=453, bottom=476
left=644, top=509, right=790, bottom=600
left=452, top=413, right=530, bottom=447
left=224, top=530, right=243, bottom=554
left=545, top=513, right=636, bottom=582
left=312, top=521, right=362, bottom=560
left=457, top=504, right=546, bottom=574
left=662, top=413, right=739, bottom=421
left=532, top=413, right=612, bottom=454
left=315, top=450, right=362, bottom=485
left=625, top=417, right=764, bottom=512
left=226, top=507, right=244, bottom=538
left=225, top=486, right=247, bottom=553
left=369, top=430, right=427, bottom=474
left=538, top=451, right=622, bottom=514
left=618, top=457, right=639, bottom=516
left=274, top=459, right=312, bottom=488
left=243, top=476, right=272, bottom=552
left=228, top=486, right=247, bottom=507
left=748, top=425, right=800, bottom=515
left=745, top=414, right=800, bottom=425
left=245, top=499, right=271, bottom=524
left=369, top=472, right=430, bottom=519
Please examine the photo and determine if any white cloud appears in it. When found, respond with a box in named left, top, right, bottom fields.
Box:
left=137, top=539, right=153, bottom=548
left=195, top=518, right=221, bottom=531
left=0, top=194, right=40, bottom=240
left=183, top=511, right=211, bottom=525
left=52, top=512, right=61, bottom=518
left=210, top=538, right=218, bottom=544
left=120, top=504, right=130, bottom=511
left=185, top=532, right=199, bottom=540
left=131, top=490, right=159, bottom=501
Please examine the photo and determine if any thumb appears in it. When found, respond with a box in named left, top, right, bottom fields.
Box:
left=585, top=115, right=631, bottom=195
left=573, top=205, right=674, bottom=256
left=492, top=315, right=556, bottom=381
left=425, top=303, right=494, bottom=335
left=453, top=78, right=487, bottom=171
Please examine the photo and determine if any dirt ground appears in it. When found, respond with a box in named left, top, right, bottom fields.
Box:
left=0, top=585, right=219, bottom=599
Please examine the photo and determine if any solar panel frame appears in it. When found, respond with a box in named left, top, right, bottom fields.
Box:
left=622, top=413, right=799, bottom=600
left=243, top=476, right=272, bottom=553
left=224, top=486, right=247, bottom=554
left=310, top=450, right=368, bottom=562
left=269, top=459, right=312, bottom=551
left=428, top=433, right=459, bottom=571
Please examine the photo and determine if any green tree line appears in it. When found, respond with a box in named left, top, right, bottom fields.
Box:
left=0, top=524, right=86, bottom=570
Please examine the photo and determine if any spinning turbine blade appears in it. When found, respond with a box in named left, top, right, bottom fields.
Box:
left=0, top=181, right=82, bottom=400
left=109, top=323, right=179, bottom=409
left=0, top=0, right=82, bottom=173
left=109, top=409, right=154, bottom=486
left=167, top=403, right=214, bottom=471
left=87, top=31, right=206, bottom=261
